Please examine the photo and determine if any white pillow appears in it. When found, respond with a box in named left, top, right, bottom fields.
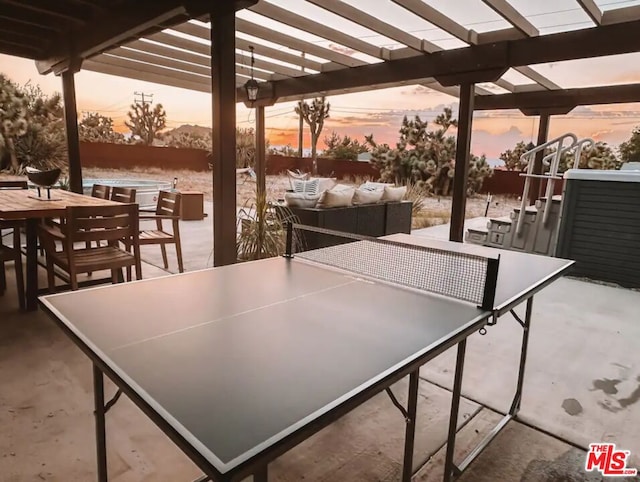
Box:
left=381, top=185, right=407, bottom=202
left=292, top=178, right=320, bottom=195
left=287, top=170, right=310, bottom=190
left=317, top=183, right=351, bottom=205
left=284, top=191, right=320, bottom=208
left=352, top=187, right=384, bottom=205
left=311, top=177, right=337, bottom=193
left=361, top=181, right=394, bottom=191
left=317, top=186, right=355, bottom=208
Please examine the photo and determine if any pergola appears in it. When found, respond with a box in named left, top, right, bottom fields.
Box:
left=3, top=0, right=640, bottom=267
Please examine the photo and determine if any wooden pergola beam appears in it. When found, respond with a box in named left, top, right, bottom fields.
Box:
left=481, top=0, right=539, bottom=37
left=474, top=82, right=640, bottom=110
left=576, top=0, right=602, bottom=25
left=169, top=22, right=326, bottom=72
left=393, top=0, right=554, bottom=89
left=35, top=0, right=258, bottom=75
left=236, top=18, right=367, bottom=67
left=306, top=0, right=439, bottom=54
left=239, top=19, right=640, bottom=103
left=392, top=0, right=476, bottom=44
left=0, top=0, right=86, bottom=24
left=83, top=59, right=211, bottom=93
left=249, top=1, right=388, bottom=60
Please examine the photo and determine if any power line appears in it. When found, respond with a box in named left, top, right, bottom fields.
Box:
left=134, top=91, right=153, bottom=105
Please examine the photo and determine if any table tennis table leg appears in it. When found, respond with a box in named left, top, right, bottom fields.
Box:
left=401, top=370, right=420, bottom=482
left=443, top=339, right=467, bottom=482
left=509, top=296, right=534, bottom=416
left=93, top=364, right=108, bottom=482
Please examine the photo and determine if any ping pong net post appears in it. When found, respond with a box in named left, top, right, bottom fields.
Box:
left=284, top=222, right=499, bottom=311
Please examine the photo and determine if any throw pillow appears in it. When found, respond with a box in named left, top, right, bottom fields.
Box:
left=317, top=186, right=355, bottom=208
left=284, top=191, right=321, bottom=208
left=381, top=185, right=407, bottom=202
left=352, top=187, right=384, bottom=205
left=292, top=178, right=320, bottom=195
left=317, top=183, right=352, bottom=205
left=311, top=177, right=337, bottom=193
left=287, top=170, right=310, bottom=190
left=361, top=181, right=394, bottom=191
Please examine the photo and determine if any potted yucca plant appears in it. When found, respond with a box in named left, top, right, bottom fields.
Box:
left=236, top=189, right=298, bottom=261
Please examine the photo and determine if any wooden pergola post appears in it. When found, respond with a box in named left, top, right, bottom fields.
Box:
left=528, top=113, right=550, bottom=206
left=61, top=68, right=83, bottom=194
left=210, top=10, right=238, bottom=267
left=255, top=105, right=266, bottom=200
left=449, top=83, right=475, bottom=242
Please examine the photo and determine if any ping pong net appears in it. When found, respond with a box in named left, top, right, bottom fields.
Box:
left=285, top=223, right=499, bottom=311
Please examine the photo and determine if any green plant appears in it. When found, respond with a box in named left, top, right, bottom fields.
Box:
left=619, top=126, right=640, bottom=163
left=57, top=176, right=70, bottom=190
left=403, top=180, right=428, bottom=217
left=558, top=141, right=621, bottom=172
left=236, top=190, right=298, bottom=261
left=323, top=130, right=368, bottom=161
left=499, top=141, right=535, bottom=171
left=13, top=121, right=67, bottom=171
left=0, top=74, right=29, bottom=172
left=79, top=112, right=126, bottom=144
left=366, top=108, right=492, bottom=196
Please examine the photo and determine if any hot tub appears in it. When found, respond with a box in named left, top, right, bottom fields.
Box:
left=83, top=179, right=172, bottom=209
left=556, top=168, right=640, bottom=287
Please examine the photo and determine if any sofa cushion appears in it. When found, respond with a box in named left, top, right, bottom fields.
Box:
left=292, top=178, right=320, bottom=195
left=285, top=191, right=321, bottom=208
left=361, top=181, right=394, bottom=191
left=317, top=186, right=355, bottom=208
left=287, top=170, right=310, bottom=190
left=352, top=187, right=384, bottom=205
left=381, top=185, right=407, bottom=202
left=311, top=177, right=337, bottom=193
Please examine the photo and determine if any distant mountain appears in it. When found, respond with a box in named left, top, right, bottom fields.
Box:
left=162, top=124, right=211, bottom=138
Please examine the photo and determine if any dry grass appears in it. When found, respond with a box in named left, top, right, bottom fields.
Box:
left=1, top=168, right=521, bottom=224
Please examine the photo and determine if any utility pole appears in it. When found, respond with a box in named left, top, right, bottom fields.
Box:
left=297, top=53, right=305, bottom=158
left=134, top=91, right=153, bottom=105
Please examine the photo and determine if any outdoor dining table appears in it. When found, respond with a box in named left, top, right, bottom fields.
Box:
left=0, top=187, right=120, bottom=310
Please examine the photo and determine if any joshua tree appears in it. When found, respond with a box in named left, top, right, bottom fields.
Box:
left=499, top=141, right=536, bottom=171
left=619, top=126, right=640, bottom=164
left=125, top=102, right=166, bottom=145
left=366, top=107, right=492, bottom=196
left=295, top=96, right=330, bottom=174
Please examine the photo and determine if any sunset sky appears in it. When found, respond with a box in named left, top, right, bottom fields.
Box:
left=3, top=0, right=640, bottom=159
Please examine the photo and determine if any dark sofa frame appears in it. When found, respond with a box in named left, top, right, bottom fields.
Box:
left=277, top=201, right=413, bottom=249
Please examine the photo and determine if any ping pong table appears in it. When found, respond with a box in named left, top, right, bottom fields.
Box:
left=39, top=224, right=573, bottom=482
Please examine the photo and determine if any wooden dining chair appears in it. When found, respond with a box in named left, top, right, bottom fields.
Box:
left=38, top=203, right=142, bottom=292
left=91, top=184, right=111, bottom=200
left=0, top=221, right=25, bottom=310
left=110, top=186, right=136, bottom=204
left=138, top=190, right=184, bottom=273
left=0, top=181, right=28, bottom=275
left=84, top=184, right=113, bottom=250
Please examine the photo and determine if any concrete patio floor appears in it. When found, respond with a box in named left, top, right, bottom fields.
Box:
left=1, top=209, right=639, bottom=481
